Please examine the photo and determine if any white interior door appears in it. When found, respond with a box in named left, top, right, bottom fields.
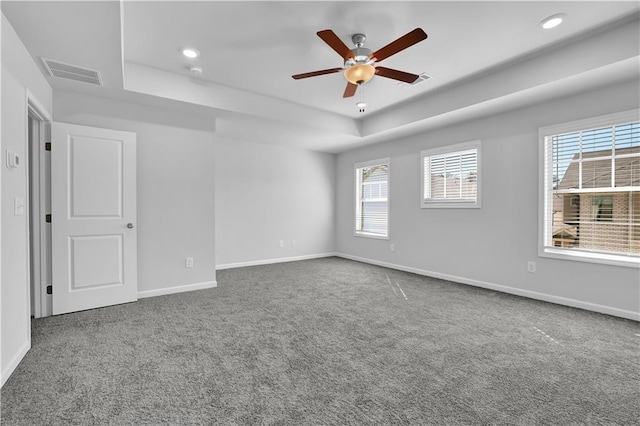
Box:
left=51, top=122, right=137, bottom=315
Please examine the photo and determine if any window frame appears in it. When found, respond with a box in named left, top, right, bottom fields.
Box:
left=354, top=158, right=390, bottom=240
left=420, top=140, right=481, bottom=209
left=538, top=109, right=640, bottom=268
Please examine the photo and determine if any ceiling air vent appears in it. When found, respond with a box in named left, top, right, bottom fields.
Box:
left=397, top=72, right=431, bottom=88
left=41, top=58, right=103, bottom=86
left=412, top=73, right=431, bottom=85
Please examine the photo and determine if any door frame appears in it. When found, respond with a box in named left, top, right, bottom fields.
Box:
left=26, top=91, right=52, bottom=318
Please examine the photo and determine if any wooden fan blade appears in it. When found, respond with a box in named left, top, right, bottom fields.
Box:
left=292, top=68, right=343, bottom=80
left=343, top=82, right=358, bottom=98
left=370, top=28, right=427, bottom=62
left=317, top=29, right=355, bottom=60
left=375, top=66, right=420, bottom=84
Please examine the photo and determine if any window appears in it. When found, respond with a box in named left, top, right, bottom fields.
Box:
left=355, top=158, right=389, bottom=238
left=421, top=140, right=481, bottom=208
left=540, top=110, right=640, bottom=266
left=592, top=196, right=613, bottom=222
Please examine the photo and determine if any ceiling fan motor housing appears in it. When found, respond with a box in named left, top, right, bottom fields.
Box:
left=345, top=48, right=374, bottom=72
left=352, top=47, right=372, bottom=62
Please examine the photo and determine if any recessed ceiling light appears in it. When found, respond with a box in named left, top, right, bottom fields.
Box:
left=541, top=13, right=565, bottom=30
left=181, top=47, right=200, bottom=58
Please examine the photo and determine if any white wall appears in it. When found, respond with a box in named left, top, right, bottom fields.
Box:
left=1, top=13, right=53, bottom=386
left=215, top=136, right=335, bottom=267
left=54, top=91, right=216, bottom=297
left=336, top=78, right=640, bottom=320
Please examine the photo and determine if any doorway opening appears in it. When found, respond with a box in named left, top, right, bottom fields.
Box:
left=27, top=98, right=52, bottom=318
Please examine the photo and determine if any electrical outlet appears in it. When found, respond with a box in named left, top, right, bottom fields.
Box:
left=390, top=243, right=395, bottom=252
left=185, top=257, right=194, bottom=268
left=527, top=261, right=536, bottom=273
left=291, top=240, right=296, bottom=247
left=278, top=240, right=284, bottom=248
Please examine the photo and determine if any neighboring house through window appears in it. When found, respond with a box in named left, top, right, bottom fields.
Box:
left=540, top=110, right=640, bottom=266
left=421, top=140, right=481, bottom=208
left=593, top=195, right=613, bottom=222
left=355, top=158, right=389, bottom=238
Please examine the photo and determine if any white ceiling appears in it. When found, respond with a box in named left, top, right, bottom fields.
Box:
left=121, top=1, right=639, bottom=117
left=2, top=1, right=639, bottom=153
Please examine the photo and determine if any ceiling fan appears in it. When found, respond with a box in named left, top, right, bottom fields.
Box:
left=292, top=28, right=428, bottom=100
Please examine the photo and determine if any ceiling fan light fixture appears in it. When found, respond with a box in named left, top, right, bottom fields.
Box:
left=344, top=64, right=375, bottom=85
left=540, top=13, right=565, bottom=29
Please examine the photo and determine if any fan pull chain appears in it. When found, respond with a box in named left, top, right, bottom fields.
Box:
left=357, top=84, right=366, bottom=113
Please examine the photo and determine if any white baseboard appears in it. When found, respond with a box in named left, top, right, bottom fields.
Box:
left=216, top=252, right=337, bottom=270
left=137, top=280, right=217, bottom=299
left=336, top=253, right=640, bottom=322
left=1, top=339, right=31, bottom=388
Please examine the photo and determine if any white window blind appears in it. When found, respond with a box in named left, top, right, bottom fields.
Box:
left=421, top=141, right=480, bottom=208
left=355, top=159, right=389, bottom=238
left=543, top=115, right=639, bottom=263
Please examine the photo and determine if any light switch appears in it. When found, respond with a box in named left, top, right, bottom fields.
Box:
left=6, top=151, right=20, bottom=168
left=14, top=197, right=25, bottom=216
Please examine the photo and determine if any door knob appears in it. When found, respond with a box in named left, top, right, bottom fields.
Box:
left=127, top=223, right=134, bottom=229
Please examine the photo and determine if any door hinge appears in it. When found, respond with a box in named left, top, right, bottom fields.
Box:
left=45, top=214, right=51, bottom=223
left=45, top=142, right=51, bottom=151
left=46, top=285, right=52, bottom=295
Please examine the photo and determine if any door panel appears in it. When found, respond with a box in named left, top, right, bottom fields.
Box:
left=51, top=123, right=137, bottom=315
left=70, top=235, right=123, bottom=289
left=70, top=136, right=123, bottom=217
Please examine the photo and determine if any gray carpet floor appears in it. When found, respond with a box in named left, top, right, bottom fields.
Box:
left=1, top=257, right=638, bottom=425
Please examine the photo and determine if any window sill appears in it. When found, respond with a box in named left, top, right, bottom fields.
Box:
left=421, top=201, right=480, bottom=209
left=540, top=247, right=640, bottom=268
left=354, top=231, right=389, bottom=240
